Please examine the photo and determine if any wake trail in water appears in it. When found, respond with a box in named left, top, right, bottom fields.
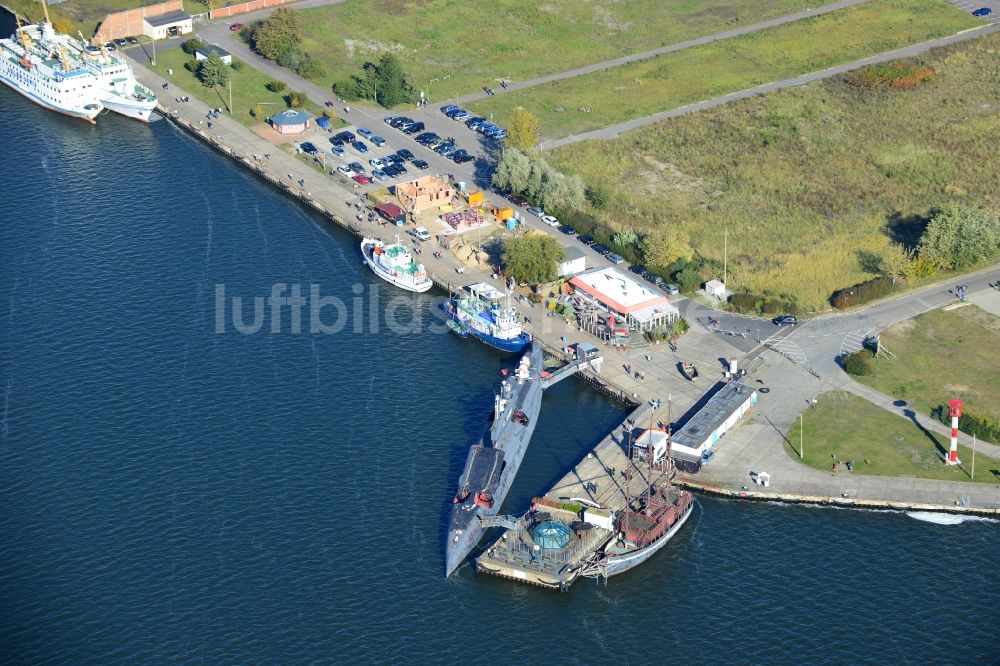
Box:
left=906, top=511, right=998, bottom=525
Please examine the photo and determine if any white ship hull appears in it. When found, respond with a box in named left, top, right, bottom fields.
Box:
left=361, top=239, right=434, bottom=293
left=101, top=95, right=157, bottom=122
left=0, top=68, right=102, bottom=123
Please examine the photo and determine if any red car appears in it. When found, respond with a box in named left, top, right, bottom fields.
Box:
left=352, top=174, right=371, bottom=185
left=229, top=23, right=244, bottom=31
left=509, top=194, right=529, bottom=206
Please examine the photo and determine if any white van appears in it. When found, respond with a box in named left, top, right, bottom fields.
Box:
left=412, top=227, right=432, bottom=242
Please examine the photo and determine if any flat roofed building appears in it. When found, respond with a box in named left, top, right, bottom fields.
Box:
left=672, top=381, right=757, bottom=460
left=195, top=44, right=233, bottom=65
left=142, top=10, right=192, bottom=39
left=569, top=267, right=678, bottom=331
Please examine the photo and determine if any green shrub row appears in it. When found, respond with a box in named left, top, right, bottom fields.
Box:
left=843, top=349, right=876, bottom=376
left=729, top=293, right=797, bottom=315
left=830, top=276, right=896, bottom=309
left=930, top=405, right=1000, bottom=444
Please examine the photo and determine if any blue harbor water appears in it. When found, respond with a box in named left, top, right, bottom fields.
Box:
left=1, top=74, right=999, bottom=663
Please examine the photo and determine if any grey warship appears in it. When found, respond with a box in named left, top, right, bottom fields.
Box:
left=445, top=341, right=602, bottom=577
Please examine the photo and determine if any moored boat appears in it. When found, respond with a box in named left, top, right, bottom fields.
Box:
left=444, top=281, right=530, bottom=353
left=360, top=236, right=433, bottom=293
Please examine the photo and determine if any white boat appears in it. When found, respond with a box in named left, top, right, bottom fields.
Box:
left=0, top=20, right=103, bottom=123
left=360, top=236, right=434, bottom=293
left=69, top=36, right=158, bottom=122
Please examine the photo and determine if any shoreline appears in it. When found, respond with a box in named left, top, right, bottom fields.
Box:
left=142, top=64, right=1000, bottom=517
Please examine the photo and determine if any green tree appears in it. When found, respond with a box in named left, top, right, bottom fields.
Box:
left=266, top=80, right=287, bottom=93
left=374, top=54, right=413, bottom=107
left=492, top=147, right=533, bottom=195
left=918, top=203, right=1000, bottom=270
left=198, top=51, right=230, bottom=89
left=351, top=55, right=413, bottom=107
left=505, top=107, right=540, bottom=151
left=876, top=243, right=913, bottom=278
left=641, top=228, right=693, bottom=270
left=287, top=91, right=308, bottom=108
left=252, top=7, right=303, bottom=61
left=181, top=38, right=204, bottom=55
left=502, top=234, right=566, bottom=285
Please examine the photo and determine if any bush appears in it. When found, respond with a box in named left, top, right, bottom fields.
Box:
left=266, top=80, right=287, bottom=93
left=843, top=350, right=876, bottom=376
left=287, top=91, right=308, bottom=108
left=930, top=406, right=1000, bottom=444
left=830, top=276, right=896, bottom=309
left=728, top=293, right=797, bottom=315
left=183, top=59, right=200, bottom=74
left=847, top=62, right=935, bottom=90
left=230, top=58, right=243, bottom=71
left=181, top=38, right=204, bottom=55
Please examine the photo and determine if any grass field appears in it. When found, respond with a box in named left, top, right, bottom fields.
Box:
left=149, top=48, right=326, bottom=126
left=469, top=0, right=979, bottom=138
left=787, top=392, right=1000, bottom=484
left=855, top=307, right=1000, bottom=419
left=546, top=32, right=1000, bottom=310
left=297, top=0, right=821, bottom=100
left=4, top=0, right=212, bottom=38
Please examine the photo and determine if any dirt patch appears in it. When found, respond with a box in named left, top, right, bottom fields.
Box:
left=343, top=39, right=407, bottom=60
left=631, top=156, right=710, bottom=197
left=593, top=6, right=630, bottom=33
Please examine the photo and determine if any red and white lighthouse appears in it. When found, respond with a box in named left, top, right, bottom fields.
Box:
left=946, top=398, right=962, bottom=465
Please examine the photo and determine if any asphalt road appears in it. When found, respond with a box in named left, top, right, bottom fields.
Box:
left=451, top=0, right=877, bottom=105
left=540, top=21, right=1000, bottom=150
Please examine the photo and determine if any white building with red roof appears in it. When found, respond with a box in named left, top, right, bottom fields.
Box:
left=569, top=268, right=679, bottom=331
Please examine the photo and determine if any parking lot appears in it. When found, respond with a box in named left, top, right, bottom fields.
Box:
left=944, top=0, right=998, bottom=19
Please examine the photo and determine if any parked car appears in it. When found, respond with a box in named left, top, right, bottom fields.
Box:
left=411, top=227, right=432, bottom=242
left=415, top=132, right=439, bottom=145
left=348, top=162, right=366, bottom=174
left=629, top=264, right=646, bottom=276
left=402, top=121, right=424, bottom=135
left=508, top=194, right=529, bottom=206
left=329, top=136, right=344, bottom=147
left=434, top=142, right=457, bottom=156
left=383, top=164, right=403, bottom=177
left=300, top=141, right=318, bottom=155
left=371, top=169, right=389, bottom=182
left=336, top=131, right=356, bottom=143
left=351, top=140, right=369, bottom=154
left=331, top=145, right=345, bottom=157
left=127, top=36, right=139, bottom=44
left=357, top=128, right=375, bottom=138
left=972, top=7, right=992, bottom=16
left=450, top=109, right=470, bottom=120
left=663, top=283, right=679, bottom=295
left=540, top=214, right=559, bottom=227
left=369, top=158, right=388, bottom=168
left=230, top=23, right=244, bottom=31
left=773, top=315, right=798, bottom=326
left=352, top=174, right=371, bottom=185
left=395, top=149, right=414, bottom=162
left=389, top=116, right=413, bottom=128
left=104, top=42, right=117, bottom=51
left=526, top=206, right=544, bottom=217
left=646, top=274, right=664, bottom=287
left=115, top=38, right=127, bottom=47
left=383, top=116, right=398, bottom=125
left=593, top=244, right=610, bottom=255
left=606, top=253, right=625, bottom=264
left=412, top=159, right=430, bottom=170
left=336, top=165, right=354, bottom=177
left=370, top=135, right=387, bottom=147
left=578, top=235, right=595, bottom=246
left=466, top=117, right=487, bottom=130
left=452, top=151, right=474, bottom=164
left=559, top=225, right=577, bottom=236
left=440, top=104, right=459, bottom=114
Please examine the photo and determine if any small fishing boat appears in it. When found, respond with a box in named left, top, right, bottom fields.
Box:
left=360, top=236, right=433, bottom=293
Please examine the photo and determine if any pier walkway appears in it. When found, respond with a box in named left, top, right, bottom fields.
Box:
left=131, top=62, right=1000, bottom=520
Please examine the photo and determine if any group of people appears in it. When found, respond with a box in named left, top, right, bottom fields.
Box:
left=956, top=284, right=969, bottom=302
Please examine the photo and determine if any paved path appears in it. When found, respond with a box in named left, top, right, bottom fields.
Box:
left=452, top=0, right=876, bottom=105
left=540, top=22, right=1000, bottom=150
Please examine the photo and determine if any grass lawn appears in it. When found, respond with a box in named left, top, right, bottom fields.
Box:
left=149, top=48, right=327, bottom=126
left=546, top=33, right=1000, bottom=311
left=298, top=0, right=821, bottom=100
left=470, top=0, right=979, bottom=138
left=787, top=392, right=1000, bottom=484
left=855, top=307, right=1000, bottom=420
left=6, top=0, right=213, bottom=38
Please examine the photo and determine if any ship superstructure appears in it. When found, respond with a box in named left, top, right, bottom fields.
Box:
left=0, top=19, right=103, bottom=122
left=445, top=281, right=531, bottom=353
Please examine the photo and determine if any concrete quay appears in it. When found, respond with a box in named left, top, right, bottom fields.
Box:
left=131, top=63, right=1000, bottom=522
